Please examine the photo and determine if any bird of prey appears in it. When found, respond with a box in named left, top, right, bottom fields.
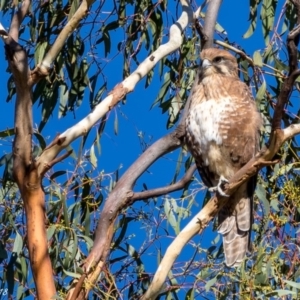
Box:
left=185, top=48, right=262, bottom=267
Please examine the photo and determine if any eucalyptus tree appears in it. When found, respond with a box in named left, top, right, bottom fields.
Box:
left=0, top=0, right=299, bottom=299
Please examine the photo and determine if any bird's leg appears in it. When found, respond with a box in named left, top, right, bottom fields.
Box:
left=208, top=175, right=230, bottom=197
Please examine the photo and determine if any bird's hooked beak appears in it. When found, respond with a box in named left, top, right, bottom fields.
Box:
left=201, top=59, right=212, bottom=69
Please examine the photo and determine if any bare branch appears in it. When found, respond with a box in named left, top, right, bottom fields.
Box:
left=202, top=0, right=222, bottom=49
left=35, top=0, right=193, bottom=176
left=1, top=2, right=58, bottom=297
left=40, top=150, right=73, bottom=177
left=8, top=0, right=31, bottom=41
left=215, top=40, right=254, bottom=66
left=6, top=43, right=32, bottom=180
left=282, top=123, right=300, bottom=140
left=4, top=34, right=57, bottom=300
left=290, top=0, right=300, bottom=43
left=272, top=25, right=300, bottom=130
left=69, top=224, right=113, bottom=300
left=85, top=130, right=184, bottom=270
left=130, top=164, right=196, bottom=202
left=35, top=0, right=94, bottom=75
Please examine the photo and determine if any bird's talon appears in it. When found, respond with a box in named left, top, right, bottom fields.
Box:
left=217, top=175, right=230, bottom=197
left=209, top=176, right=230, bottom=197
left=208, top=186, right=217, bottom=193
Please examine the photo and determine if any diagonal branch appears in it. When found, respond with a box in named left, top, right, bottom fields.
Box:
left=129, top=164, right=197, bottom=202
left=30, top=0, right=96, bottom=81
left=35, top=0, right=193, bottom=178
left=85, top=130, right=184, bottom=271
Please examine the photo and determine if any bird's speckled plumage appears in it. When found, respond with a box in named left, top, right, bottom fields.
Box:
left=185, top=48, right=262, bottom=267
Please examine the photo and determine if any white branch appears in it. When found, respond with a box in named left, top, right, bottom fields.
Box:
left=36, top=0, right=194, bottom=175
left=141, top=204, right=214, bottom=299
left=40, top=0, right=93, bottom=71
left=283, top=123, right=300, bottom=141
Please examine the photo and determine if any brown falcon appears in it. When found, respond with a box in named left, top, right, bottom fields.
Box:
left=185, top=48, right=262, bottom=267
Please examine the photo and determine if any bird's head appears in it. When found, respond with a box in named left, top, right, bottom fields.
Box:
left=199, top=48, right=238, bottom=78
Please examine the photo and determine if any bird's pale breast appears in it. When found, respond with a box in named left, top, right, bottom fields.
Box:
left=186, top=97, right=238, bottom=181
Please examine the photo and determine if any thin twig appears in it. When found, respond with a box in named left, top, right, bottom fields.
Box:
left=129, top=164, right=197, bottom=202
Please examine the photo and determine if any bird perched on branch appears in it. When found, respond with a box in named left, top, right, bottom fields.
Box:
left=185, top=48, right=262, bottom=267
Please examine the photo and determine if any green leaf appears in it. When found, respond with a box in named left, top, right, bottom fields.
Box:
left=89, top=74, right=98, bottom=107
left=13, top=232, right=23, bottom=255
left=77, top=235, right=94, bottom=250
left=62, top=193, right=70, bottom=228
left=205, top=276, right=217, bottom=292
left=185, top=288, right=195, bottom=300
left=126, top=243, right=138, bottom=258
left=243, top=0, right=262, bottom=38
left=253, top=50, right=263, bottom=67
left=97, top=30, right=111, bottom=57
left=255, top=80, right=266, bottom=103
left=35, top=41, right=48, bottom=65
left=114, top=217, right=133, bottom=248
left=152, top=72, right=171, bottom=108
left=92, top=82, right=107, bottom=107
left=145, top=69, right=154, bottom=88
left=256, top=183, right=270, bottom=232
left=0, top=0, right=10, bottom=12
left=260, top=0, right=277, bottom=46
left=62, top=268, right=81, bottom=279
left=39, top=82, right=59, bottom=132
left=164, top=197, right=179, bottom=234
left=69, top=233, right=78, bottom=262
left=17, top=286, right=24, bottom=300
left=215, top=22, right=227, bottom=34
left=89, top=144, right=97, bottom=168
left=33, top=132, right=46, bottom=149
left=265, top=290, right=296, bottom=297
left=47, top=225, right=57, bottom=240
left=6, top=75, right=16, bottom=102
left=167, top=94, right=183, bottom=128
left=68, top=0, right=79, bottom=20
left=283, top=279, right=300, bottom=289
left=0, top=128, right=14, bottom=137
left=59, top=83, right=69, bottom=118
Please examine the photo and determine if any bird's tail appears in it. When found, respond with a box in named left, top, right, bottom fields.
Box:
left=217, top=182, right=252, bottom=267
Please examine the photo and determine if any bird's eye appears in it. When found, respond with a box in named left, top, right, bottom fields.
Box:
left=213, top=56, right=224, bottom=63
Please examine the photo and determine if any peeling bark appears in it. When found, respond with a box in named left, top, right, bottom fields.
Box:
left=3, top=3, right=57, bottom=298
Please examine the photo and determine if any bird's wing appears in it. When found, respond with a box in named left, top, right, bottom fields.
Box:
left=216, top=79, right=261, bottom=267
